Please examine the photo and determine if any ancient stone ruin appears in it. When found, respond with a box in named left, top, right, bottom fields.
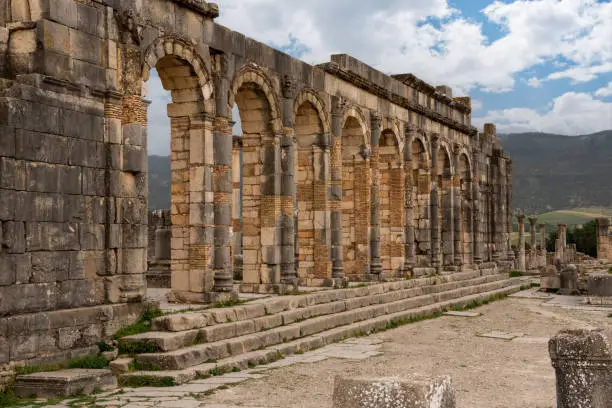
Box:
left=0, top=0, right=516, bottom=376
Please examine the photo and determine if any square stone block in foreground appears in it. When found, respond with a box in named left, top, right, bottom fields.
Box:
left=332, top=375, right=455, bottom=408
left=13, top=369, right=117, bottom=398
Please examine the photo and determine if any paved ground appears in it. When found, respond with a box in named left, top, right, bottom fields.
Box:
left=34, top=290, right=612, bottom=408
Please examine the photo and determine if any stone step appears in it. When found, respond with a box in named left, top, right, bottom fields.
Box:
left=119, top=282, right=523, bottom=387
left=122, top=274, right=508, bottom=352
left=151, top=269, right=500, bottom=333
left=132, top=278, right=518, bottom=371
left=13, top=369, right=117, bottom=398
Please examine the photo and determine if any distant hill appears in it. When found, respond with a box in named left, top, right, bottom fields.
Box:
left=499, top=130, right=612, bottom=213
left=147, top=130, right=612, bottom=214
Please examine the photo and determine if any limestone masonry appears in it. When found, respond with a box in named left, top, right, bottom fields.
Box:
left=0, top=0, right=513, bottom=368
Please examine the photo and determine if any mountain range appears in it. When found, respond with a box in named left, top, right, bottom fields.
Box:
left=148, top=130, right=612, bottom=214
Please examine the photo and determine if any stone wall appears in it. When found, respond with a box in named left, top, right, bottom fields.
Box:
left=0, top=0, right=513, bottom=364
left=597, top=218, right=612, bottom=260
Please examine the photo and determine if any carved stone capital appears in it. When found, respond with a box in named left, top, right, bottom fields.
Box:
left=331, top=95, right=349, bottom=116
left=281, top=75, right=297, bottom=99
left=115, top=9, right=143, bottom=45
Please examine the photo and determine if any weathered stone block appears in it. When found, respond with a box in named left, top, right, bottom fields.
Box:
left=59, top=109, right=104, bottom=142
left=26, top=221, right=80, bottom=251
left=2, top=221, right=25, bottom=253
left=14, top=369, right=117, bottom=399
left=26, top=162, right=81, bottom=194
left=57, top=279, right=105, bottom=309
left=123, top=144, right=146, bottom=173
left=82, top=167, right=106, bottom=196
left=0, top=253, right=30, bottom=285
left=68, top=138, right=104, bottom=167
left=0, top=125, right=15, bottom=156
left=80, top=224, right=106, bottom=251
left=333, top=375, right=456, bottom=408
left=0, top=157, right=26, bottom=190
left=122, top=124, right=146, bottom=146
left=31, top=251, right=71, bottom=283
left=0, top=283, right=57, bottom=316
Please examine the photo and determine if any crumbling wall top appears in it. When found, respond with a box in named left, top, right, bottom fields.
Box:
left=170, top=0, right=219, bottom=18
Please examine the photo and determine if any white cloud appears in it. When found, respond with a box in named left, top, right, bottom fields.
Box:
left=473, top=91, right=612, bottom=134
left=595, top=81, right=612, bottom=98
left=547, top=62, right=612, bottom=83
left=471, top=99, right=484, bottom=111
left=527, top=77, right=541, bottom=88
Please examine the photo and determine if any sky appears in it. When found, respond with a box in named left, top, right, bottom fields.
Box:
left=147, top=0, right=612, bottom=156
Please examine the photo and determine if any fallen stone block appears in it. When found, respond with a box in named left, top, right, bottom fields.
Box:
left=332, top=375, right=456, bottom=408
left=13, top=369, right=117, bottom=398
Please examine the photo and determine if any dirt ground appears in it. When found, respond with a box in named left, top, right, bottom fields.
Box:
left=201, top=296, right=611, bottom=408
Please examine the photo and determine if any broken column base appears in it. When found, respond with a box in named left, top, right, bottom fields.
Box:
left=239, top=282, right=298, bottom=295
left=169, top=290, right=239, bottom=304
left=13, top=369, right=117, bottom=398
left=332, top=375, right=456, bottom=408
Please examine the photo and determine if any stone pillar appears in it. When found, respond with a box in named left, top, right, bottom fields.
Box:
left=555, top=224, right=567, bottom=263
left=430, top=134, right=441, bottom=270
left=332, top=375, right=456, bottom=408
left=539, top=223, right=547, bottom=266
left=280, top=76, right=298, bottom=287
left=529, top=217, right=537, bottom=269
left=452, top=146, right=462, bottom=266
left=596, top=218, right=612, bottom=260
left=506, top=159, right=515, bottom=262
left=549, top=328, right=612, bottom=408
left=232, top=136, right=243, bottom=280
left=403, top=126, right=416, bottom=272
left=517, top=214, right=526, bottom=271
left=330, top=96, right=347, bottom=280
left=472, top=147, right=483, bottom=264
left=155, top=227, right=171, bottom=261
left=369, top=112, right=383, bottom=279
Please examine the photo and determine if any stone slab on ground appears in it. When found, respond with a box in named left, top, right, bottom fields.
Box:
left=332, top=375, right=456, bottom=408
left=443, top=311, right=482, bottom=317
left=477, top=331, right=525, bottom=340
left=13, top=369, right=117, bottom=398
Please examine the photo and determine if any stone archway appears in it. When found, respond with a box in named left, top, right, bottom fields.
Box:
left=341, top=108, right=370, bottom=279
left=139, top=37, right=218, bottom=303
left=229, top=66, right=284, bottom=293
left=379, top=128, right=404, bottom=277
left=294, top=97, right=331, bottom=285
left=411, top=136, right=431, bottom=266
left=437, top=144, right=454, bottom=266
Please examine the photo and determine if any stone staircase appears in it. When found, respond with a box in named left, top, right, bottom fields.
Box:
left=118, top=267, right=525, bottom=386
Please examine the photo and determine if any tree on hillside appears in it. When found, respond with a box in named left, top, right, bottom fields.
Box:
left=546, top=220, right=597, bottom=257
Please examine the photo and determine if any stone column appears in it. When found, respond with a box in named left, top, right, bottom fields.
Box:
left=517, top=214, right=526, bottom=271
left=369, top=112, right=383, bottom=278
left=472, top=146, right=483, bottom=264
left=279, top=75, right=298, bottom=287
left=506, top=159, right=515, bottom=262
left=549, top=328, right=612, bottom=408
left=452, top=146, right=462, bottom=266
left=556, top=224, right=567, bottom=263
left=539, top=223, right=547, bottom=266
left=430, top=134, right=441, bottom=270
left=330, top=96, right=347, bottom=279
left=497, top=156, right=508, bottom=260
left=403, top=126, right=416, bottom=272
left=528, top=217, right=537, bottom=269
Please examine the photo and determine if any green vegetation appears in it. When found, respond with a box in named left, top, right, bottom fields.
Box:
left=547, top=219, right=598, bottom=257
left=14, top=355, right=110, bottom=376
left=118, top=341, right=160, bottom=355
left=112, top=307, right=163, bottom=340
left=212, top=299, right=247, bottom=309
left=118, top=375, right=175, bottom=388
left=509, top=271, right=522, bottom=278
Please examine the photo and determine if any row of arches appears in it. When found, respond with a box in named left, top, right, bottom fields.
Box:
left=138, top=37, right=477, bottom=295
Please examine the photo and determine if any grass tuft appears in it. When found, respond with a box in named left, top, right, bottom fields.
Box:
left=509, top=271, right=522, bottom=278
left=118, top=375, right=175, bottom=388
left=112, top=307, right=164, bottom=340
left=15, top=355, right=110, bottom=376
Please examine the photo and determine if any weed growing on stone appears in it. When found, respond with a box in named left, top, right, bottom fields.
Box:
left=118, top=341, right=160, bottom=355
left=608, top=267, right=612, bottom=274
left=118, top=375, right=175, bottom=388
left=15, top=355, right=110, bottom=376
left=213, top=299, right=247, bottom=308
left=112, top=307, right=164, bottom=340
left=509, top=271, right=522, bottom=278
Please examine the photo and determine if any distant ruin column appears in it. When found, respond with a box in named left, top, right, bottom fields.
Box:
left=529, top=217, right=537, bottom=269
left=555, top=224, right=567, bottom=263
left=539, top=223, right=547, bottom=266
left=330, top=96, right=347, bottom=279
left=403, top=125, right=416, bottom=272
left=369, top=112, right=383, bottom=278
left=453, top=146, right=462, bottom=266
left=430, top=134, right=441, bottom=270
left=596, top=218, right=612, bottom=260
left=280, top=76, right=298, bottom=286
left=549, top=328, right=612, bottom=408
left=517, top=214, right=526, bottom=271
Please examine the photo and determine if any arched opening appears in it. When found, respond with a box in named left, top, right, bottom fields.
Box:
left=295, top=101, right=330, bottom=284
left=459, top=154, right=473, bottom=264
left=379, top=130, right=404, bottom=277
left=231, top=104, right=243, bottom=281
left=141, top=50, right=213, bottom=302
left=342, top=116, right=370, bottom=279
left=231, top=81, right=278, bottom=290
left=412, top=138, right=430, bottom=265
left=437, top=147, right=453, bottom=266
